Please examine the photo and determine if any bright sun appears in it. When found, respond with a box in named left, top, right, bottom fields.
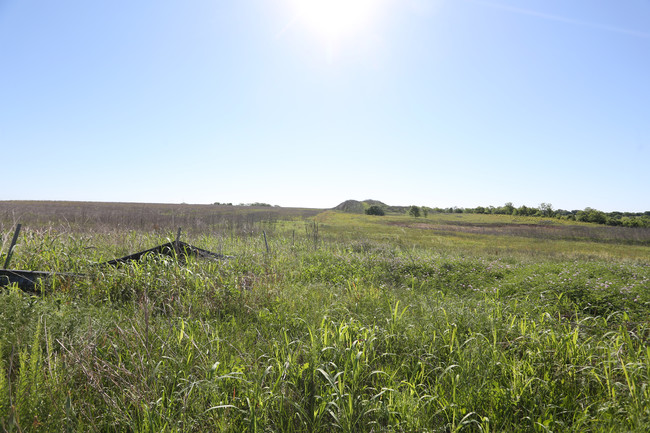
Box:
left=288, top=0, right=379, bottom=44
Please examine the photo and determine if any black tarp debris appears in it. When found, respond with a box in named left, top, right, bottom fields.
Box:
left=100, top=240, right=232, bottom=266
left=0, top=269, right=80, bottom=294
left=1, top=225, right=232, bottom=292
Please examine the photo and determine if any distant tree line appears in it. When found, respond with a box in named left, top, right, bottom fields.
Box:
left=244, top=202, right=275, bottom=207
left=426, top=202, right=650, bottom=228
left=365, top=204, right=428, bottom=218
left=213, top=202, right=276, bottom=207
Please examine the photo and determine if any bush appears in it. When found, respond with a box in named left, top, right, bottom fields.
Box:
left=408, top=206, right=421, bottom=218
left=365, top=205, right=385, bottom=216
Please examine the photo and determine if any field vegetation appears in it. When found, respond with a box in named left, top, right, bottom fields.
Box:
left=0, top=201, right=649, bottom=432
left=334, top=199, right=650, bottom=228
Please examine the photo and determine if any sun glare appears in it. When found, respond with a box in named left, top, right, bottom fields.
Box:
left=288, top=0, right=379, bottom=44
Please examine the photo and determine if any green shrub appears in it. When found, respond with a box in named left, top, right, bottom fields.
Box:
left=408, top=206, right=421, bottom=218
left=365, top=205, right=385, bottom=216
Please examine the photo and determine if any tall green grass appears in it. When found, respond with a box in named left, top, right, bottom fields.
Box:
left=0, top=214, right=649, bottom=432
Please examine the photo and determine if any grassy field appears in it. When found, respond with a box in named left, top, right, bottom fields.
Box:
left=0, top=202, right=649, bottom=432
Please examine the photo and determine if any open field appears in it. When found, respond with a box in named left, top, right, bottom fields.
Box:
left=316, top=212, right=650, bottom=262
left=0, top=201, right=321, bottom=236
left=1, top=202, right=649, bottom=432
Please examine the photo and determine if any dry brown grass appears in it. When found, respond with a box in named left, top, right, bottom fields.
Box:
left=387, top=219, right=650, bottom=245
left=0, top=200, right=322, bottom=236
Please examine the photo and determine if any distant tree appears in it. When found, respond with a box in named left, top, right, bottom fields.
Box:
left=577, top=208, right=607, bottom=224
left=422, top=207, right=429, bottom=218
left=365, top=205, right=385, bottom=216
left=516, top=205, right=536, bottom=216
left=607, top=217, right=623, bottom=226
left=622, top=217, right=641, bottom=228
left=494, top=204, right=509, bottom=215
left=554, top=208, right=573, bottom=218
left=539, top=203, right=555, bottom=218
left=408, top=205, right=421, bottom=218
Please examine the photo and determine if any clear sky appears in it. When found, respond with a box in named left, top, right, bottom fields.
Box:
left=1, top=0, right=648, bottom=212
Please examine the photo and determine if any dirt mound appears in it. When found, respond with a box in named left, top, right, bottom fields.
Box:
left=363, top=199, right=388, bottom=208
left=333, top=200, right=365, bottom=213
left=334, top=199, right=408, bottom=214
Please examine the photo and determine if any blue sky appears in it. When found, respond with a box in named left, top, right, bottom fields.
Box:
left=1, top=0, right=648, bottom=211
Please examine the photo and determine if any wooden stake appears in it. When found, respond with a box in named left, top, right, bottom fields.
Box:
left=4, top=223, right=21, bottom=269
